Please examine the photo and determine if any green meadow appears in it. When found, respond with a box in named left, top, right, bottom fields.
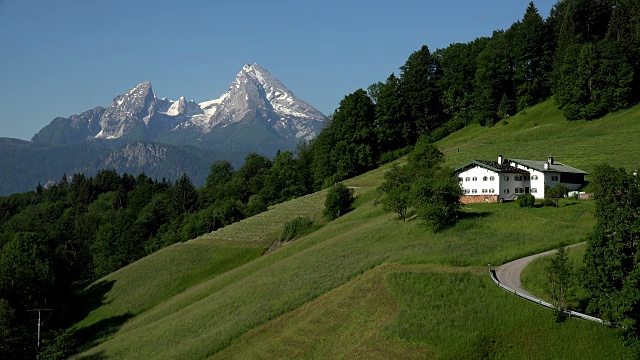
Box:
left=438, top=99, right=640, bottom=175
left=72, top=100, right=640, bottom=359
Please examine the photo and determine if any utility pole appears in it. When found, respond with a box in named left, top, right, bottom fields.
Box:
left=27, top=308, right=53, bottom=350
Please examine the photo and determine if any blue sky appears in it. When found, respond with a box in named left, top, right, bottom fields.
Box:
left=0, top=0, right=557, bottom=141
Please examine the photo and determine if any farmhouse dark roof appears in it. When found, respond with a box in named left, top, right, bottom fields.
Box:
left=508, top=158, right=589, bottom=174
left=454, top=160, right=529, bottom=174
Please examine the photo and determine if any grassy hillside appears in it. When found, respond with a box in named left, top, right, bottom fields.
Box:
left=72, top=100, right=640, bottom=359
left=438, top=99, right=640, bottom=174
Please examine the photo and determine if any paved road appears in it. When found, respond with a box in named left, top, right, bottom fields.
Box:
left=494, top=243, right=585, bottom=297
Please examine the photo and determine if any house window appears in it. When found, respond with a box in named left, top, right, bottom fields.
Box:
left=489, top=188, right=494, bottom=193
left=515, top=188, right=523, bottom=194
left=515, top=175, right=523, bottom=181
left=531, top=188, right=537, bottom=193
left=504, top=176, right=509, bottom=181
left=472, top=189, right=478, bottom=194
left=465, top=177, right=470, bottom=181
left=482, top=189, right=488, bottom=193
left=483, top=176, right=488, bottom=181
left=551, top=175, right=559, bottom=181
left=472, top=177, right=477, bottom=181
left=525, top=175, right=530, bottom=181
left=458, top=177, right=463, bottom=183
left=504, top=189, right=510, bottom=194
left=490, top=176, right=495, bottom=181
left=464, top=189, right=470, bottom=194
left=532, top=175, right=538, bottom=180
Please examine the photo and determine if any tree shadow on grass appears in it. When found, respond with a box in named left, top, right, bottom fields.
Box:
left=561, top=201, right=580, bottom=207
left=69, top=280, right=134, bottom=355
left=458, top=211, right=492, bottom=220
left=78, top=280, right=116, bottom=318
left=73, top=313, right=134, bottom=353
left=74, top=350, right=108, bottom=360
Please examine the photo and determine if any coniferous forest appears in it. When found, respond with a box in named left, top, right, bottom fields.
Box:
left=3, top=1, right=640, bottom=357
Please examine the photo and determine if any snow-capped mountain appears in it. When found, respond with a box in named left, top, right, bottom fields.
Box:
left=198, top=63, right=326, bottom=140
left=32, top=63, right=326, bottom=150
left=95, top=81, right=156, bottom=139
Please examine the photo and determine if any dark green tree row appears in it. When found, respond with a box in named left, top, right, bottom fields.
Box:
left=552, top=0, right=640, bottom=120
left=361, top=0, right=640, bottom=142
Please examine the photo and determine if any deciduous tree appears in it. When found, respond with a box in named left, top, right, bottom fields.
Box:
left=376, top=163, right=412, bottom=221
left=329, top=89, right=377, bottom=179
left=547, top=245, right=572, bottom=321
left=544, top=183, right=569, bottom=206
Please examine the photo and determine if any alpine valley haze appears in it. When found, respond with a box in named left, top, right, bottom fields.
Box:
left=0, top=64, right=326, bottom=195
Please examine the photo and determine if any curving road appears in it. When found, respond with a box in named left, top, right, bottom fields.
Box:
left=492, top=242, right=616, bottom=327
left=494, top=242, right=585, bottom=297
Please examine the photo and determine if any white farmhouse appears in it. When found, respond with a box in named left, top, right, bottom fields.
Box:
left=454, top=155, right=588, bottom=203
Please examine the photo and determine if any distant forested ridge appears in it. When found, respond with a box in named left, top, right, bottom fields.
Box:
left=0, top=139, right=230, bottom=196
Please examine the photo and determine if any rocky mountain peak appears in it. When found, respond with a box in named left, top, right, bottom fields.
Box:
left=96, top=81, right=156, bottom=139
left=110, top=81, right=153, bottom=108
left=205, top=63, right=325, bottom=140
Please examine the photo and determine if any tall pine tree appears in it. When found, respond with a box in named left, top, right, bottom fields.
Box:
left=473, top=30, right=516, bottom=125
left=370, top=73, right=411, bottom=154
left=438, top=38, right=488, bottom=123
left=400, top=45, right=443, bottom=139
left=513, top=2, right=554, bottom=110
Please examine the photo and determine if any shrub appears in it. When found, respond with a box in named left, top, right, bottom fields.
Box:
left=517, top=193, right=535, bottom=208
left=245, top=194, right=267, bottom=217
left=280, top=216, right=314, bottom=242
left=545, top=184, right=569, bottom=207
left=323, top=183, right=355, bottom=220
left=377, top=146, right=413, bottom=165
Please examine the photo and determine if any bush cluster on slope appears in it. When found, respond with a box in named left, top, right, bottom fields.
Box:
left=376, top=138, right=462, bottom=231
